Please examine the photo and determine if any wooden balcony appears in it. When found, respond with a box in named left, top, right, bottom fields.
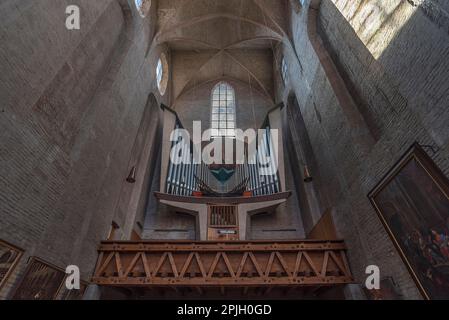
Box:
left=91, top=240, right=353, bottom=290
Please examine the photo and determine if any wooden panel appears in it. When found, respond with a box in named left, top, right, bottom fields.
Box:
left=209, top=205, right=237, bottom=227
left=307, top=209, right=338, bottom=240
left=208, top=205, right=239, bottom=241
left=131, top=230, right=142, bottom=241
left=207, top=228, right=239, bottom=241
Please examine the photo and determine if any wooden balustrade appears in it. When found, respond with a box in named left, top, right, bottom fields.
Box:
left=91, top=240, right=353, bottom=288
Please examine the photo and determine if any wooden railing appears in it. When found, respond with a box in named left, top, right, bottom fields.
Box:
left=91, top=240, right=353, bottom=287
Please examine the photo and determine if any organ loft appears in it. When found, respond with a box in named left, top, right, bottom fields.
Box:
left=1, top=0, right=449, bottom=300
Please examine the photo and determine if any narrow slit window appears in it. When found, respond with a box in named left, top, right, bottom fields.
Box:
left=156, top=59, right=163, bottom=88
left=156, top=53, right=168, bottom=95
left=281, top=57, right=288, bottom=85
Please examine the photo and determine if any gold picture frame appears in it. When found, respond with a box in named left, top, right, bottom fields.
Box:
left=11, top=257, right=66, bottom=300
left=0, top=240, right=23, bottom=291
left=59, top=280, right=89, bottom=300
left=369, top=143, right=449, bottom=300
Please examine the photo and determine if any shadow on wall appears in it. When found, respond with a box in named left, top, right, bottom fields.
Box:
left=285, top=94, right=325, bottom=233
left=115, top=93, right=164, bottom=239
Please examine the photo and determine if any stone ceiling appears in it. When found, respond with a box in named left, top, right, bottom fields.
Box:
left=155, top=0, right=289, bottom=103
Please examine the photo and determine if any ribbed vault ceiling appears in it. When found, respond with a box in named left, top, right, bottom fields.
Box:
left=155, top=0, right=289, bottom=104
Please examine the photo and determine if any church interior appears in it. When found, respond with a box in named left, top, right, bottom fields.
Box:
left=1, top=0, right=449, bottom=300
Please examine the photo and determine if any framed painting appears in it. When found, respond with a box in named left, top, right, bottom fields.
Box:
left=59, top=280, right=89, bottom=300
left=0, top=240, right=23, bottom=290
left=12, top=257, right=66, bottom=300
left=363, top=277, right=402, bottom=300
left=369, top=143, right=449, bottom=300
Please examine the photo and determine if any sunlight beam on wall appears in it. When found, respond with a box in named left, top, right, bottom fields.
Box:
left=333, top=0, right=419, bottom=59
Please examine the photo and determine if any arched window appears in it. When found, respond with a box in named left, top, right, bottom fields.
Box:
left=211, top=82, right=236, bottom=137
left=281, top=57, right=288, bottom=85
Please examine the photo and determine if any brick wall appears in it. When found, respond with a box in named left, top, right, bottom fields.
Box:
left=0, top=0, right=164, bottom=298
left=281, top=0, right=449, bottom=299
